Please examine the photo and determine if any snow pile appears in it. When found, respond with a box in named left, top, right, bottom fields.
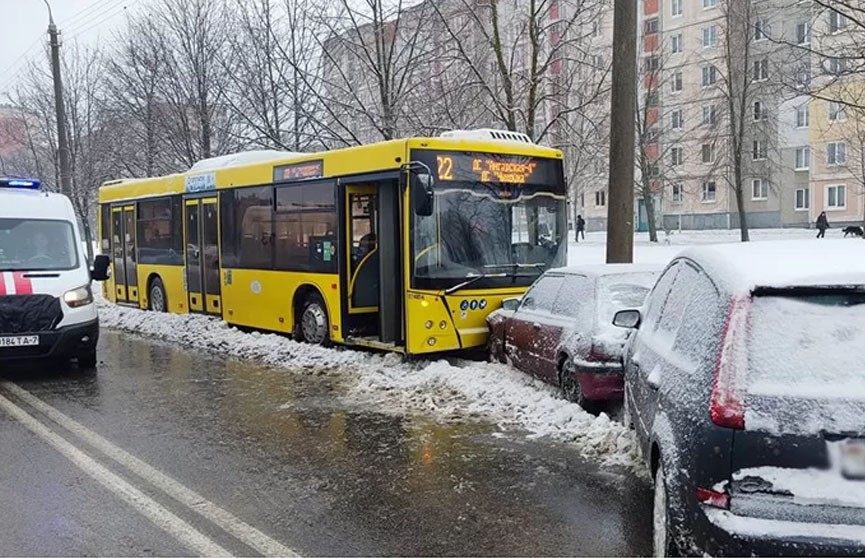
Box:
left=98, top=300, right=642, bottom=470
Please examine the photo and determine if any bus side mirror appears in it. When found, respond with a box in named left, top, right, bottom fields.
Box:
left=413, top=172, right=434, bottom=217
left=91, top=255, right=111, bottom=282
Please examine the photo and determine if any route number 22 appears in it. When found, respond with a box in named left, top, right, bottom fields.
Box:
left=437, top=156, right=454, bottom=181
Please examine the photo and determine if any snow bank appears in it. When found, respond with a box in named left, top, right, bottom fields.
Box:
left=98, top=300, right=642, bottom=470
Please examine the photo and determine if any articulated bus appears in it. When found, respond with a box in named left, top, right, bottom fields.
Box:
left=98, top=129, right=568, bottom=355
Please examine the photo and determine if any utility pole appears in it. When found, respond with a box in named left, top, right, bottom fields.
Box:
left=605, top=0, right=637, bottom=263
left=45, top=0, right=72, bottom=198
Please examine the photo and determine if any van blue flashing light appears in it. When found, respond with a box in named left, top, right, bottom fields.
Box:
left=0, top=177, right=42, bottom=189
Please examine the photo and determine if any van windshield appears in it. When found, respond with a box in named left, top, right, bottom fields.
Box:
left=747, top=290, right=865, bottom=399
left=0, top=218, right=79, bottom=272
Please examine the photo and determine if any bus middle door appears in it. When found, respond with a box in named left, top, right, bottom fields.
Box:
left=184, top=197, right=221, bottom=315
left=111, top=205, right=139, bottom=303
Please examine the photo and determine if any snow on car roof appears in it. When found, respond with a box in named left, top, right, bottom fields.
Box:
left=678, top=240, right=865, bottom=294
left=548, top=262, right=664, bottom=278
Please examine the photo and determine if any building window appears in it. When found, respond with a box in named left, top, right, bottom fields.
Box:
left=795, top=147, right=811, bottom=170
left=827, top=57, right=847, bottom=76
left=671, top=71, right=683, bottom=93
left=702, top=26, right=717, bottom=48
left=671, top=183, right=683, bottom=202
left=702, top=104, right=717, bottom=125
left=829, top=101, right=847, bottom=122
left=702, top=181, right=717, bottom=202
left=826, top=184, right=846, bottom=209
left=701, top=65, right=717, bottom=87
left=795, top=188, right=810, bottom=210
left=796, top=21, right=810, bottom=45
left=829, top=11, right=847, bottom=34
left=753, top=139, right=768, bottom=160
left=703, top=0, right=717, bottom=8
left=753, top=58, right=769, bottom=81
left=671, top=0, right=683, bottom=17
left=671, top=33, right=683, bottom=54
left=827, top=142, right=847, bottom=165
left=795, top=104, right=809, bottom=128
left=644, top=18, right=659, bottom=35
left=671, top=146, right=683, bottom=166
left=753, top=100, right=768, bottom=121
left=754, top=19, right=769, bottom=41
left=671, top=109, right=683, bottom=129
left=648, top=163, right=661, bottom=178
left=751, top=178, right=768, bottom=200
left=702, top=143, right=715, bottom=163
left=644, top=56, right=659, bottom=72
left=595, top=190, right=606, bottom=207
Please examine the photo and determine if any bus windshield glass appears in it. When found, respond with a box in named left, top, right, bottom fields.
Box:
left=411, top=150, right=567, bottom=290
left=0, top=218, right=79, bottom=272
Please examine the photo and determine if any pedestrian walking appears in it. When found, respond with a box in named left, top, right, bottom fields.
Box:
left=816, top=211, right=830, bottom=238
left=576, top=214, right=586, bottom=242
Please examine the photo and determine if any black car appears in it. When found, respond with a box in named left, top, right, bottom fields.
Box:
left=614, top=241, right=865, bottom=557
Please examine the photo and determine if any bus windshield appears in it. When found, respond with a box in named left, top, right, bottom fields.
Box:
left=412, top=182, right=567, bottom=291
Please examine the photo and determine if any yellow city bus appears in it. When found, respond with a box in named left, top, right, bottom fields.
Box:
left=98, top=130, right=568, bottom=355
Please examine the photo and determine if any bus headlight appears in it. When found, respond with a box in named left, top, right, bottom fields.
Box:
left=64, top=285, right=94, bottom=308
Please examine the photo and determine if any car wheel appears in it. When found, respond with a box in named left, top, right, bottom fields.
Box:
left=77, top=349, right=98, bottom=370
left=560, top=359, right=599, bottom=413
left=654, top=464, right=677, bottom=557
left=149, top=277, right=168, bottom=313
left=299, top=294, right=330, bottom=346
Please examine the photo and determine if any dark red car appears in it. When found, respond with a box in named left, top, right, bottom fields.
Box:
left=487, top=264, right=660, bottom=412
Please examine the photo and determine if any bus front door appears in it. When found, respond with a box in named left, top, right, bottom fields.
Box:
left=184, top=198, right=221, bottom=315
left=111, top=205, right=138, bottom=303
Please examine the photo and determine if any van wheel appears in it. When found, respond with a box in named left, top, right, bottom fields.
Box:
left=653, top=464, right=678, bottom=557
left=149, top=277, right=167, bottom=312
left=77, top=350, right=98, bottom=370
left=298, top=294, right=330, bottom=346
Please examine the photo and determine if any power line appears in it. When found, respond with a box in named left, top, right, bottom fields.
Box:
left=65, top=0, right=132, bottom=37
left=60, top=0, right=119, bottom=28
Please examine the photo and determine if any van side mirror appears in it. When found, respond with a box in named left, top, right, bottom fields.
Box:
left=501, top=297, right=520, bottom=312
left=413, top=172, right=434, bottom=217
left=91, top=254, right=111, bottom=281
left=613, top=309, right=641, bottom=329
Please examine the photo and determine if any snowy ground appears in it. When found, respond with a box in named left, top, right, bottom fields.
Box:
left=98, top=228, right=831, bottom=474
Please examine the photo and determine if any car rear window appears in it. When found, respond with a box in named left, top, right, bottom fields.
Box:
left=747, top=290, right=865, bottom=399
left=597, top=273, right=656, bottom=324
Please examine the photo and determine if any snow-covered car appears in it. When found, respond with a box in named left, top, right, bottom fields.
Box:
left=613, top=241, right=865, bottom=557
left=486, top=264, right=661, bottom=412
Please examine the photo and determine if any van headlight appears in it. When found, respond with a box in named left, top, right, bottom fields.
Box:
left=63, top=285, right=94, bottom=308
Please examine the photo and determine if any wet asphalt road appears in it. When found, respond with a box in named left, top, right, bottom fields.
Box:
left=0, top=330, right=652, bottom=556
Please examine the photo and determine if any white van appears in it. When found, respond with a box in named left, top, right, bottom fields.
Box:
left=0, top=178, right=109, bottom=368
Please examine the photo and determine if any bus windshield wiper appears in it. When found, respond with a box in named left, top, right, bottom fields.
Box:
left=445, top=272, right=507, bottom=295
left=483, top=263, right=547, bottom=275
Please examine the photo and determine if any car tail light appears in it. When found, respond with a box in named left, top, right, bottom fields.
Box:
left=710, top=296, right=750, bottom=430
left=586, top=339, right=616, bottom=362
left=696, top=487, right=730, bottom=509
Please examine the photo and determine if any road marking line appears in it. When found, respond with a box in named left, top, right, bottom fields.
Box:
left=0, top=391, right=231, bottom=557
left=2, top=382, right=300, bottom=558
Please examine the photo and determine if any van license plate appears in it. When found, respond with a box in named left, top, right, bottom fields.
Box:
left=0, top=336, right=39, bottom=348
left=841, top=439, right=865, bottom=480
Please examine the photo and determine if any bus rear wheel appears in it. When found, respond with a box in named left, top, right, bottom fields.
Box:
left=298, top=294, right=330, bottom=346
left=149, top=277, right=167, bottom=313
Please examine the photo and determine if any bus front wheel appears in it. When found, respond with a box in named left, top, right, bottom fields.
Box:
left=298, top=294, right=330, bottom=346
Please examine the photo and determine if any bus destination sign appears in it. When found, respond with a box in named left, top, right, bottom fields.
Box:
left=413, top=150, right=561, bottom=187
left=273, top=159, right=324, bottom=182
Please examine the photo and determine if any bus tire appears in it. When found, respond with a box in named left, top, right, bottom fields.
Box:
left=298, top=293, right=330, bottom=346
left=148, top=277, right=168, bottom=313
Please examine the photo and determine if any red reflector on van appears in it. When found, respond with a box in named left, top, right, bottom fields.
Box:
left=710, top=297, right=749, bottom=430
left=696, top=487, right=730, bottom=509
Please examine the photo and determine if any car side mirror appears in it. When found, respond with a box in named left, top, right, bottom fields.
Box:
left=413, top=172, right=434, bottom=217
left=91, top=254, right=111, bottom=281
left=613, top=309, right=641, bottom=329
left=501, top=297, right=520, bottom=312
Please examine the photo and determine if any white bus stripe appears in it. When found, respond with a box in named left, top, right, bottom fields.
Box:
left=2, top=382, right=300, bottom=558
left=0, top=391, right=231, bottom=557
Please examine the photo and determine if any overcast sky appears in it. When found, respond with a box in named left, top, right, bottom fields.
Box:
left=1, top=0, right=145, bottom=97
